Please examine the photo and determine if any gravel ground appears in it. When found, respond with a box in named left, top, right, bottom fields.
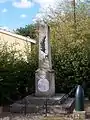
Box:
left=0, top=113, right=44, bottom=120
left=0, top=113, right=74, bottom=120
left=0, top=113, right=90, bottom=120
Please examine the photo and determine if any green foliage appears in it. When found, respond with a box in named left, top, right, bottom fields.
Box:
left=15, top=24, right=38, bottom=40
left=0, top=41, right=38, bottom=105
left=49, top=3, right=90, bottom=94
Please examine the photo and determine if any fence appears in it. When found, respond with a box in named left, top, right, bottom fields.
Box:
left=2, top=85, right=77, bottom=116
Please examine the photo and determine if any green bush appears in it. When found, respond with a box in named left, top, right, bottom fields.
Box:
left=0, top=41, right=38, bottom=105
left=49, top=3, right=90, bottom=94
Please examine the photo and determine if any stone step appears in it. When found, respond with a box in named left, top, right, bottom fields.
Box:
left=9, top=97, right=75, bottom=114
left=45, top=98, right=75, bottom=114
left=62, top=98, right=75, bottom=113
left=16, top=94, right=65, bottom=105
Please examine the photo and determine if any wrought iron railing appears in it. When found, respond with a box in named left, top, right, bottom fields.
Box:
left=2, top=85, right=77, bottom=116
left=43, top=85, right=77, bottom=116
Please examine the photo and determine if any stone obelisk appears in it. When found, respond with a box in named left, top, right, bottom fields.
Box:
left=35, top=23, right=55, bottom=97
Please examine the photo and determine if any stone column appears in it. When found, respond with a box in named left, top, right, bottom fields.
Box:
left=35, top=23, right=55, bottom=97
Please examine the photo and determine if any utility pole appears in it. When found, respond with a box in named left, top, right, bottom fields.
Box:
left=71, top=0, right=76, bottom=27
left=73, top=0, right=76, bottom=25
left=71, top=0, right=76, bottom=37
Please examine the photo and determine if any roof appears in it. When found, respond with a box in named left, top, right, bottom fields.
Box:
left=0, top=28, right=36, bottom=44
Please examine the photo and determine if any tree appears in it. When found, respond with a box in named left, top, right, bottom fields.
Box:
left=15, top=24, right=38, bottom=40
left=0, top=40, right=38, bottom=105
left=47, top=2, right=90, bottom=93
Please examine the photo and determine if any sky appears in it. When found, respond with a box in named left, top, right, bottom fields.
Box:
left=0, top=0, right=88, bottom=30
left=0, top=0, right=59, bottom=30
left=0, top=0, right=40, bottom=30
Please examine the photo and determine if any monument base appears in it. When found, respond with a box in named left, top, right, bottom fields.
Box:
left=10, top=94, right=75, bottom=114
left=73, top=110, right=86, bottom=120
left=35, top=68, right=55, bottom=97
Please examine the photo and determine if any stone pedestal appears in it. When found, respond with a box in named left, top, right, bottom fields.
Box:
left=73, top=110, right=86, bottom=120
left=35, top=68, right=55, bottom=97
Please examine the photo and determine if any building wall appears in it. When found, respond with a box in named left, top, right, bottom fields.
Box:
left=0, top=32, right=31, bottom=60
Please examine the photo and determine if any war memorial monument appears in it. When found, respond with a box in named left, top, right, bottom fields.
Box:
left=35, top=23, right=55, bottom=97
left=10, top=23, right=75, bottom=114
